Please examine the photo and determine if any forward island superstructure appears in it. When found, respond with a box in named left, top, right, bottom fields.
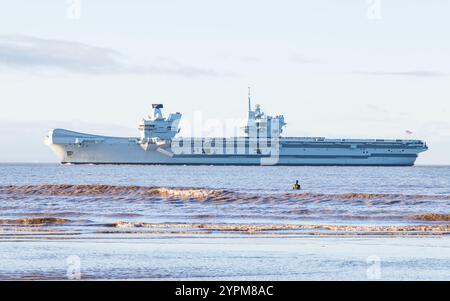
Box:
left=45, top=92, right=428, bottom=166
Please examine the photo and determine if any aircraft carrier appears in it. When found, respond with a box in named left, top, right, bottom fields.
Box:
left=45, top=91, right=428, bottom=166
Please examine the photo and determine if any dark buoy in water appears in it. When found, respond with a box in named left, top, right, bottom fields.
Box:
left=293, top=180, right=301, bottom=190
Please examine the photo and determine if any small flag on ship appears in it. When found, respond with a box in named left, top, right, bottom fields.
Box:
left=405, top=130, right=413, bottom=135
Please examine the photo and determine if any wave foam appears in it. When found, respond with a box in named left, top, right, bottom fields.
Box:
left=108, top=221, right=450, bottom=234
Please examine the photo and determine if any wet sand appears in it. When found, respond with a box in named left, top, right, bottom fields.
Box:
left=0, top=236, right=448, bottom=280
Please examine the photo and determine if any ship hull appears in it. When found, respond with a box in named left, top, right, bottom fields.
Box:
left=46, top=129, right=427, bottom=166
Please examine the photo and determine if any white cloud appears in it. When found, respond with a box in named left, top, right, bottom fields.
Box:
left=353, top=70, right=446, bottom=77
left=0, top=34, right=222, bottom=77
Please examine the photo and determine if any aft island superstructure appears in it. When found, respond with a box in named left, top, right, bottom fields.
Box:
left=45, top=92, right=428, bottom=166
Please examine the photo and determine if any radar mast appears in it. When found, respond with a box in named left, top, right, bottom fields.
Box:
left=248, top=86, right=251, bottom=113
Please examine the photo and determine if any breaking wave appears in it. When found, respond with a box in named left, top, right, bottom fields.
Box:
left=0, top=217, right=71, bottom=226
left=0, top=184, right=222, bottom=200
left=408, top=214, right=450, bottom=221
left=107, top=221, right=450, bottom=234
left=1, top=185, right=449, bottom=204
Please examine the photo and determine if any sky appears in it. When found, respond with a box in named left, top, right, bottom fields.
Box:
left=0, top=0, right=449, bottom=164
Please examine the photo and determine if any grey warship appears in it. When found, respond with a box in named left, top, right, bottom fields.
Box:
left=45, top=92, right=428, bottom=165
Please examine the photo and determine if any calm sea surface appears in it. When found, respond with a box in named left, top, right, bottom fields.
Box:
left=0, top=164, right=449, bottom=280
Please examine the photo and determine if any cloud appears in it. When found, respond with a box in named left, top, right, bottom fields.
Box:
left=419, top=121, right=450, bottom=138
left=366, top=104, right=388, bottom=114
left=240, top=56, right=261, bottom=63
left=0, top=34, right=222, bottom=77
left=290, top=55, right=318, bottom=64
left=353, top=70, right=446, bottom=77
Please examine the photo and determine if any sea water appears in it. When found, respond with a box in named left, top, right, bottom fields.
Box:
left=0, top=164, right=448, bottom=280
